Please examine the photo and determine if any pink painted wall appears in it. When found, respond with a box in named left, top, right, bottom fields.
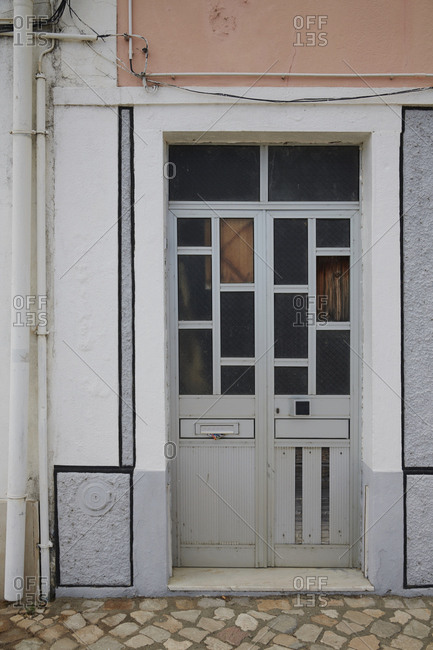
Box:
left=117, top=0, right=433, bottom=87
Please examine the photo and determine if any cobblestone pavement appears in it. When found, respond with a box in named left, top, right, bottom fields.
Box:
left=1, top=595, right=433, bottom=649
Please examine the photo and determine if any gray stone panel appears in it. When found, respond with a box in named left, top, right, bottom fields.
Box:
left=119, top=107, right=135, bottom=466
left=406, top=473, right=433, bottom=586
left=402, top=109, right=433, bottom=467
left=57, top=472, right=131, bottom=586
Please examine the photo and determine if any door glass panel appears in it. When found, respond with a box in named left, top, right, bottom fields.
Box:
left=179, top=329, right=212, bottom=394
left=321, top=448, right=330, bottom=544
left=275, top=367, right=308, bottom=395
left=177, top=218, right=211, bottom=247
left=316, top=218, right=350, bottom=248
left=221, top=365, right=255, bottom=395
left=268, top=146, right=359, bottom=201
left=274, top=219, right=308, bottom=285
left=221, top=292, right=255, bottom=357
left=220, top=218, right=254, bottom=283
left=316, top=330, right=350, bottom=395
left=274, top=294, right=308, bottom=358
left=316, top=256, right=350, bottom=322
left=169, top=145, right=260, bottom=201
left=178, top=256, right=212, bottom=321
left=295, top=447, right=303, bottom=544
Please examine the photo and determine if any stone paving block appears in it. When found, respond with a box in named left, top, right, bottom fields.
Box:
left=40, top=616, right=54, bottom=626
left=163, top=640, right=193, bottom=650
left=138, top=598, right=167, bottom=611
left=51, top=638, right=79, bottom=650
left=124, top=635, right=153, bottom=648
left=140, top=623, right=171, bottom=641
left=198, top=616, right=226, bottom=632
left=370, top=620, right=400, bottom=638
left=410, top=607, right=431, bottom=620
left=269, top=614, right=297, bottom=633
left=16, top=618, right=34, bottom=630
left=389, top=610, right=412, bottom=625
left=311, top=613, right=337, bottom=627
left=73, top=624, right=105, bottom=645
left=348, top=635, right=380, bottom=650
left=83, top=611, right=107, bottom=624
left=171, top=609, right=201, bottom=622
left=130, top=610, right=155, bottom=625
left=198, top=597, right=227, bottom=608
left=217, top=624, right=250, bottom=644
left=391, top=635, right=424, bottom=650
left=336, top=619, right=364, bottom=635
left=154, top=614, right=184, bottom=633
left=110, top=622, right=140, bottom=638
left=309, top=645, right=334, bottom=650
left=14, top=641, right=45, bottom=650
left=343, top=610, right=374, bottom=626
left=363, top=608, right=385, bottom=618
left=404, top=598, right=426, bottom=609
left=235, top=612, right=258, bottom=631
left=321, top=609, right=340, bottom=619
left=28, top=622, right=44, bottom=634
left=102, top=613, right=127, bottom=627
left=257, top=598, right=292, bottom=612
left=37, top=622, right=68, bottom=642
left=64, top=612, right=87, bottom=631
left=321, top=630, right=347, bottom=649
left=174, top=598, right=196, bottom=610
left=82, top=600, right=104, bottom=610
left=214, top=606, right=235, bottom=620
left=104, top=599, right=135, bottom=611
left=179, top=626, right=209, bottom=642
left=271, top=633, right=298, bottom=647
left=344, top=597, right=376, bottom=608
left=204, top=637, right=233, bottom=650
left=248, top=609, right=276, bottom=621
left=251, top=625, right=276, bottom=644
left=89, top=635, right=127, bottom=650
left=383, top=598, right=405, bottom=609
left=0, top=617, right=11, bottom=632
left=294, top=623, right=322, bottom=642
left=403, top=619, right=431, bottom=638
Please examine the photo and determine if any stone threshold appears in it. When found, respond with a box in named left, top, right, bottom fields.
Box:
left=168, top=567, right=374, bottom=593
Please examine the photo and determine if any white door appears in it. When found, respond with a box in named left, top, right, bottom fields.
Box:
left=168, top=145, right=360, bottom=568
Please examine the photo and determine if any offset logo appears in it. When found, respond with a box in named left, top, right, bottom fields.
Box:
left=293, top=15, right=328, bottom=47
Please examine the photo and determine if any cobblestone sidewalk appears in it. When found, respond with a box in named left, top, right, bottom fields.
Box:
left=1, top=594, right=433, bottom=649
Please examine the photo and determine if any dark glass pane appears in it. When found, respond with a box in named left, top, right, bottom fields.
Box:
left=178, top=256, right=212, bottom=321
left=220, top=218, right=254, bottom=283
left=321, top=448, right=330, bottom=544
left=221, top=292, right=255, bottom=357
left=316, top=219, right=350, bottom=248
left=169, top=145, right=260, bottom=201
left=269, top=146, right=359, bottom=201
left=275, top=367, right=308, bottom=395
left=316, top=330, right=350, bottom=395
left=274, top=219, right=308, bottom=285
left=179, top=329, right=212, bottom=394
left=221, top=366, right=255, bottom=395
left=274, top=294, right=308, bottom=358
left=177, top=218, right=211, bottom=247
left=317, top=256, right=350, bottom=322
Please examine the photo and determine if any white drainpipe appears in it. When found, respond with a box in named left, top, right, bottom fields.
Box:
left=35, top=40, right=55, bottom=603
left=4, top=0, right=34, bottom=602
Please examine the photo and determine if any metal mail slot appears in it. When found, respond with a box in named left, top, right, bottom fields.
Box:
left=180, top=419, right=254, bottom=438
left=275, top=418, right=349, bottom=439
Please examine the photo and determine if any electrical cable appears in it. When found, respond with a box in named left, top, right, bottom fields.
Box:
left=146, top=79, right=433, bottom=103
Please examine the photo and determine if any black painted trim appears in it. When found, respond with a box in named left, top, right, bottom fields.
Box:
left=54, top=465, right=134, bottom=588
left=130, top=107, right=137, bottom=469
left=118, top=108, right=123, bottom=468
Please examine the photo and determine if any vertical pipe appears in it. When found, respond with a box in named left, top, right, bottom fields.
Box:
left=4, top=0, right=34, bottom=602
left=36, top=42, right=54, bottom=600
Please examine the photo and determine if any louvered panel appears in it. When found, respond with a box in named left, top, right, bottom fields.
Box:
left=179, top=444, right=255, bottom=545
left=329, top=446, right=350, bottom=544
left=302, top=447, right=322, bottom=544
left=274, top=446, right=296, bottom=544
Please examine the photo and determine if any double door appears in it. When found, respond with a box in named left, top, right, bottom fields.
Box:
left=170, top=206, right=359, bottom=568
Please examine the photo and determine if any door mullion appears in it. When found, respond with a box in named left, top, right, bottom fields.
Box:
left=255, top=210, right=268, bottom=567
left=308, top=218, right=316, bottom=395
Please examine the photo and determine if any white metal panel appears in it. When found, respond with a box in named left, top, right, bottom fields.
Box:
left=179, top=445, right=255, bottom=546
left=275, top=418, right=349, bottom=439
left=329, top=446, right=350, bottom=544
left=274, top=447, right=295, bottom=544
left=302, top=447, right=322, bottom=544
left=180, top=419, right=254, bottom=438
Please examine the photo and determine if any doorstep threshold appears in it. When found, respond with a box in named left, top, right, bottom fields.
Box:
left=169, top=567, right=373, bottom=593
